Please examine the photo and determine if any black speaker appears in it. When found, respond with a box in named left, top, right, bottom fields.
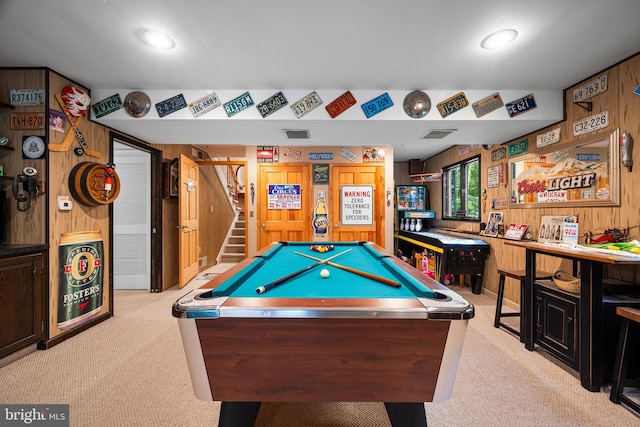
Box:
left=408, top=159, right=422, bottom=175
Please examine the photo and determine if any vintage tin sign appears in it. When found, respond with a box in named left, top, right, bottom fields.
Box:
left=291, top=91, right=322, bottom=118
left=472, top=92, right=503, bottom=118
left=257, top=91, right=288, bottom=118
left=325, top=91, right=356, bottom=118
left=506, top=94, right=537, bottom=117
left=437, top=92, right=469, bottom=118
left=536, top=127, right=561, bottom=148
left=309, top=152, right=334, bottom=161
left=10, top=112, right=45, bottom=130
left=92, top=94, right=123, bottom=118
left=508, top=139, right=528, bottom=157
left=155, top=93, right=187, bottom=117
left=573, top=75, right=607, bottom=103
left=361, top=92, right=393, bottom=118
left=491, top=147, right=507, bottom=162
left=224, top=92, right=254, bottom=117
left=573, top=110, right=609, bottom=136
left=188, top=92, right=220, bottom=118
left=9, top=89, right=45, bottom=106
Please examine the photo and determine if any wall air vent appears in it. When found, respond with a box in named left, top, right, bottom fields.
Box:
left=284, top=129, right=310, bottom=139
left=421, top=129, right=457, bottom=139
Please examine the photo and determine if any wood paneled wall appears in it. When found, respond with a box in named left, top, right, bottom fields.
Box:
left=421, top=53, right=640, bottom=304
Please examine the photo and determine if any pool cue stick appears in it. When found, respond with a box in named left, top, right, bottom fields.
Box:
left=256, top=248, right=351, bottom=294
left=294, top=251, right=401, bottom=288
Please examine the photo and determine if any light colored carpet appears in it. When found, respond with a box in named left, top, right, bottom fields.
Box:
left=1, top=263, right=639, bottom=427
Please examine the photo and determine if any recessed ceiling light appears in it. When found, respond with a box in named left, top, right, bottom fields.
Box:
left=481, top=29, right=518, bottom=49
left=136, top=28, right=176, bottom=50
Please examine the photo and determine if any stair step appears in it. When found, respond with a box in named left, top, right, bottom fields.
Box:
left=235, top=221, right=245, bottom=228
left=229, top=236, right=245, bottom=244
left=232, top=228, right=245, bottom=236
left=225, top=244, right=245, bottom=254
left=220, top=253, right=245, bottom=263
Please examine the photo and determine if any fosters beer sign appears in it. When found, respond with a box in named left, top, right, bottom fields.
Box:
left=515, top=155, right=608, bottom=203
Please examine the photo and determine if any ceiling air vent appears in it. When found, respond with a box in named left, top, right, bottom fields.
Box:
left=284, top=129, right=310, bottom=139
left=421, top=129, right=457, bottom=139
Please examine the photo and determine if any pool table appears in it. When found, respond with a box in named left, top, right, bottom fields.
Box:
left=173, top=241, right=473, bottom=410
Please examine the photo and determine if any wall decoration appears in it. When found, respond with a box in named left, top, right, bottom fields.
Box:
left=22, top=135, right=46, bottom=159
left=309, top=152, right=333, bottom=161
left=340, top=147, right=356, bottom=162
left=283, top=147, right=302, bottom=160
left=403, top=90, right=431, bottom=118
left=256, top=91, right=288, bottom=118
left=573, top=110, right=609, bottom=136
left=325, top=91, right=356, bottom=118
left=188, top=92, right=220, bottom=118
left=340, top=185, right=373, bottom=225
left=504, top=224, right=529, bottom=241
left=536, top=126, right=561, bottom=148
left=267, top=184, right=301, bottom=209
left=537, top=215, right=577, bottom=243
left=363, top=147, right=384, bottom=163
left=505, top=94, right=536, bottom=117
left=573, top=74, right=607, bottom=103
left=92, top=93, right=123, bottom=118
left=312, top=163, right=329, bottom=184
left=49, top=109, right=65, bottom=132
left=155, top=93, right=187, bottom=117
left=291, top=91, right=323, bottom=118
left=491, top=147, right=507, bottom=162
left=510, top=129, right=620, bottom=208
left=257, top=146, right=278, bottom=163
left=123, top=91, right=151, bottom=118
left=162, top=158, right=179, bottom=198
left=437, top=91, right=469, bottom=118
left=9, top=88, right=45, bottom=106
left=487, top=165, right=501, bottom=188
left=361, top=92, right=393, bottom=118
left=472, top=92, right=503, bottom=118
left=483, top=212, right=503, bottom=237
left=11, top=112, right=45, bottom=130
left=508, top=139, right=528, bottom=156
left=223, top=91, right=254, bottom=117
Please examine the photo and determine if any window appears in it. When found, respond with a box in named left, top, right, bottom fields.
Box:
left=442, top=156, right=480, bottom=220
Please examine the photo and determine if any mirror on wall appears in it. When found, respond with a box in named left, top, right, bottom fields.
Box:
left=509, top=128, right=620, bottom=208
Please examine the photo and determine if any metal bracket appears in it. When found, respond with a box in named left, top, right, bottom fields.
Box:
left=574, top=101, right=592, bottom=111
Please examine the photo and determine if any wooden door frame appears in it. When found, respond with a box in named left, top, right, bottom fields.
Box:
left=109, top=132, right=163, bottom=293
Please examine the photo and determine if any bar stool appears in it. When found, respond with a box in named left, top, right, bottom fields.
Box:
left=494, top=268, right=552, bottom=341
left=609, top=306, right=640, bottom=416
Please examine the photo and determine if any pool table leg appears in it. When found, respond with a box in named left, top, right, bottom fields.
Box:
left=218, top=402, right=261, bottom=427
left=384, top=402, right=427, bottom=427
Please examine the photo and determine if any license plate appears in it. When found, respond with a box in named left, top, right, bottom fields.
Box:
left=536, top=127, right=561, bottom=148
left=256, top=91, right=288, bottom=118
left=224, top=92, right=254, bottom=117
left=573, top=75, right=607, bottom=103
left=155, top=94, right=187, bottom=117
left=92, top=93, right=123, bottom=118
left=505, top=94, right=536, bottom=117
left=472, top=92, right=503, bottom=118
left=325, top=91, right=356, bottom=118
left=361, top=92, right=393, bottom=118
left=188, top=92, right=220, bottom=118
left=10, top=89, right=45, bottom=106
left=573, top=110, right=609, bottom=136
left=10, top=112, right=45, bottom=130
left=291, top=91, right=322, bottom=118
left=437, top=92, right=469, bottom=118
left=508, top=139, right=528, bottom=157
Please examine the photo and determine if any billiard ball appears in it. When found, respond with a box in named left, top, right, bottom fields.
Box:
left=320, top=268, right=330, bottom=278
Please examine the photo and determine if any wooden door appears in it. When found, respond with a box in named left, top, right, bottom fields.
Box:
left=329, top=165, right=384, bottom=245
left=179, top=154, right=199, bottom=287
left=258, top=164, right=311, bottom=249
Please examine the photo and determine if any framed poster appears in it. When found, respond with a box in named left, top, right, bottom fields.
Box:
left=162, top=158, right=179, bottom=198
left=312, top=163, right=329, bottom=184
left=537, top=215, right=577, bottom=242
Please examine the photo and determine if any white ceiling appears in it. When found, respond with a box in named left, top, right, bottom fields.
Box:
left=1, top=0, right=639, bottom=162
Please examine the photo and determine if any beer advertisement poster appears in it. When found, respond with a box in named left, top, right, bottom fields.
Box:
left=57, top=231, right=105, bottom=331
left=312, top=163, right=329, bottom=184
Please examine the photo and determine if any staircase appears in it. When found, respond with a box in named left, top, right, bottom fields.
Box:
left=219, top=194, right=246, bottom=264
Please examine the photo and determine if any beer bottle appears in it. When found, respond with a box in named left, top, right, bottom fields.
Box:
left=313, top=190, right=329, bottom=235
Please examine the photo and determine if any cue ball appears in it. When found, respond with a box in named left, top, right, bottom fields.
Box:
left=320, top=268, right=330, bottom=278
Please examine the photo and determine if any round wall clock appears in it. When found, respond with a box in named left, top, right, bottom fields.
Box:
left=22, top=135, right=46, bottom=159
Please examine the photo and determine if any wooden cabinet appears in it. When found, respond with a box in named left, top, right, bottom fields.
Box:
left=0, top=251, right=46, bottom=358
left=535, top=280, right=580, bottom=369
